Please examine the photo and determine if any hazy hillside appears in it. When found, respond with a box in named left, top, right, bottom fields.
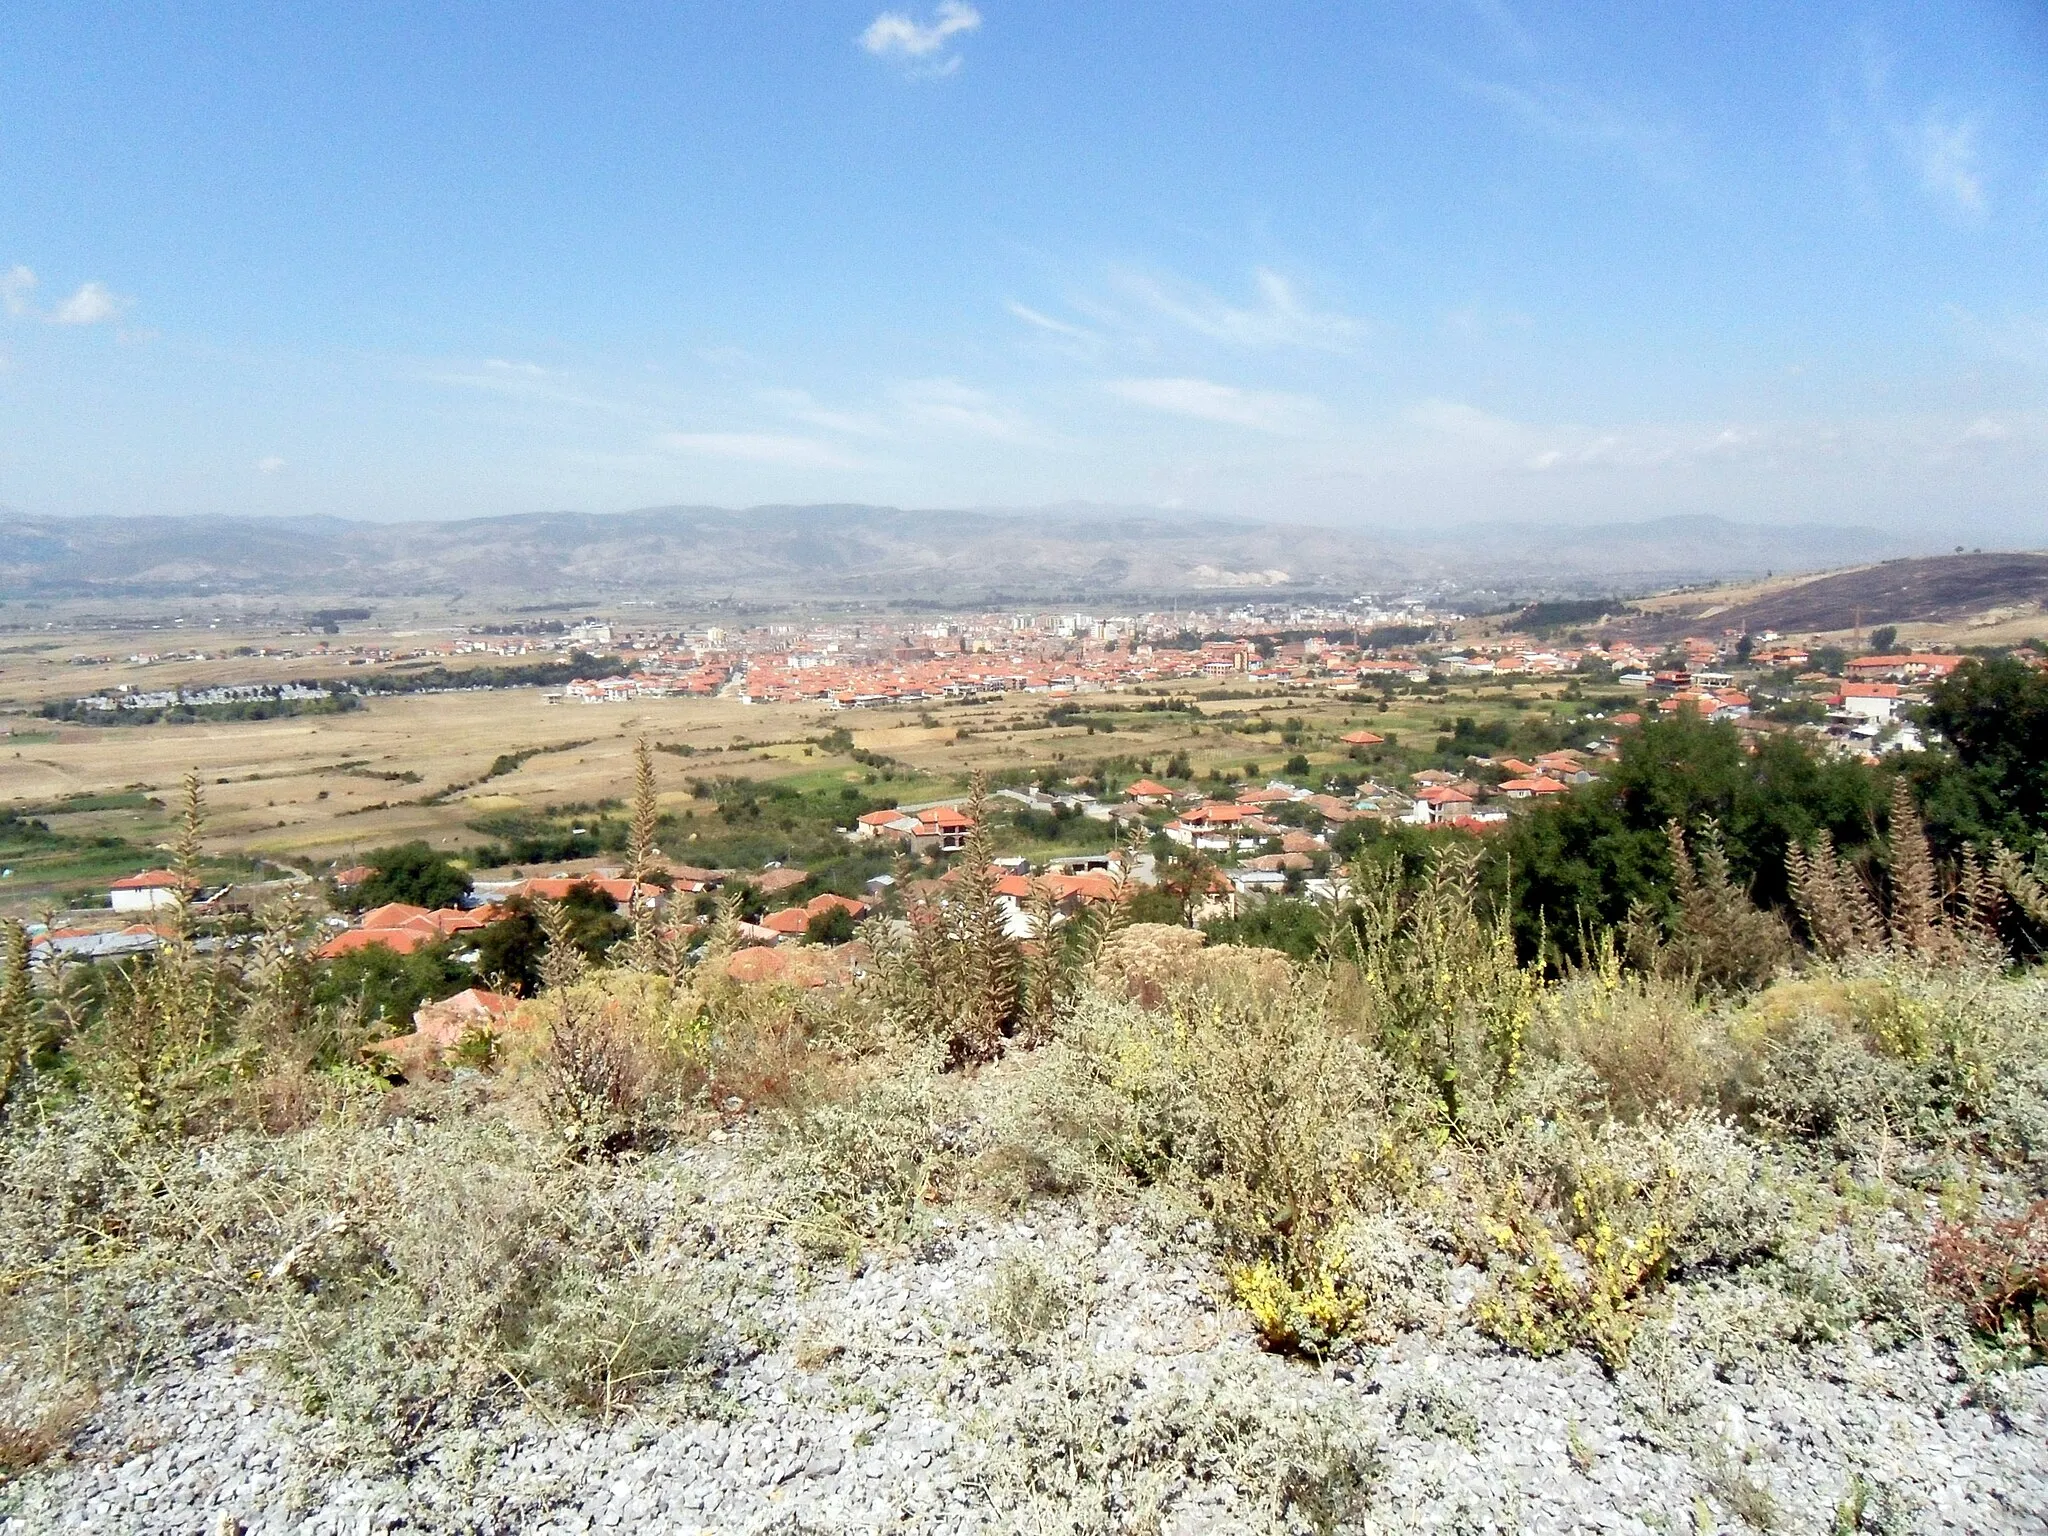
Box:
left=0, top=505, right=1912, bottom=606
left=1633, top=551, right=2048, bottom=639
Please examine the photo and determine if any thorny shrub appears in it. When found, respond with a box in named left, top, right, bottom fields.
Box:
left=1741, top=964, right=2048, bottom=1175
left=768, top=1051, right=953, bottom=1260
left=1532, top=949, right=1730, bottom=1122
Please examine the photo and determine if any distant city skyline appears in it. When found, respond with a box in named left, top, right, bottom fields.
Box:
left=2, top=2, right=2044, bottom=539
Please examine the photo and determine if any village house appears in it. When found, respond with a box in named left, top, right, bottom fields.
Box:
left=1407, top=785, right=1476, bottom=824
left=1494, top=776, right=1569, bottom=802
left=108, top=869, right=197, bottom=913
left=317, top=900, right=502, bottom=959
left=758, top=892, right=869, bottom=941
left=850, top=805, right=974, bottom=854
left=1831, top=681, right=1903, bottom=725
left=1163, top=801, right=1256, bottom=852
left=1845, top=653, right=1964, bottom=682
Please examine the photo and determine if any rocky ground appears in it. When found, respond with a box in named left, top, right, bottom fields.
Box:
left=5, top=1133, right=2046, bottom=1536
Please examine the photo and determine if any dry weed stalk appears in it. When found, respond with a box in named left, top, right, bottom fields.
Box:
left=1787, top=831, right=1885, bottom=961
left=0, top=918, right=35, bottom=1121
left=1660, top=819, right=1790, bottom=992
left=1339, top=848, right=1533, bottom=1131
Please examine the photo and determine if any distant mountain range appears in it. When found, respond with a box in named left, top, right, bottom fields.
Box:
left=0, top=504, right=1918, bottom=607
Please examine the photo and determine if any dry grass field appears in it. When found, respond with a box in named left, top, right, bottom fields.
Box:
left=0, top=609, right=1612, bottom=918
left=3, top=685, right=1433, bottom=855
left=0, top=668, right=1568, bottom=894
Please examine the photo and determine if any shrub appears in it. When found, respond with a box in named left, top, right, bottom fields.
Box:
left=976, top=1354, right=1379, bottom=1534
left=1739, top=964, right=2048, bottom=1170
left=770, top=1054, right=950, bottom=1258
left=967, top=1040, right=1135, bottom=1208
left=0, top=1108, right=733, bottom=1463
left=539, top=992, right=658, bottom=1159
left=1056, top=985, right=1419, bottom=1358
left=1333, top=851, right=1535, bottom=1133
left=1533, top=961, right=1726, bottom=1121
left=1929, top=1199, right=2048, bottom=1356
left=1473, top=1115, right=1785, bottom=1370
left=1660, top=819, right=1791, bottom=993
left=980, top=1247, right=1075, bottom=1350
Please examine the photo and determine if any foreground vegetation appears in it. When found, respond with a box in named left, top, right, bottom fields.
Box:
left=2, top=749, right=2045, bottom=1528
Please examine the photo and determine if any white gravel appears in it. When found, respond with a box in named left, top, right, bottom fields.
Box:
left=6, top=1161, right=2045, bottom=1535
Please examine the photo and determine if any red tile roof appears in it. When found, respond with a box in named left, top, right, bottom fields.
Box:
left=110, top=869, right=195, bottom=891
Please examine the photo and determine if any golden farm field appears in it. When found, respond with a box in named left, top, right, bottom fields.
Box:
left=2, top=672, right=1587, bottom=890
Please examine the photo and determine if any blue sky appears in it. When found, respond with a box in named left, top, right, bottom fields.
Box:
left=2, top=1, right=2045, bottom=535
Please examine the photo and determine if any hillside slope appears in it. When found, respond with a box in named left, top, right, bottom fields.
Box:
left=1634, top=551, right=2048, bottom=639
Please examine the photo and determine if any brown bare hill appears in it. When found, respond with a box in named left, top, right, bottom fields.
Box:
left=1634, top=551, right=2048, bottom=639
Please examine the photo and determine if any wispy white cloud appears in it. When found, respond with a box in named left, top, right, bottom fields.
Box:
left=759, top=387, right=885, bottom=437
left=255, top=455, right=287, bottom=474
left=763, top=377, right=1041, bottom=445
left=861, top=2, right=980, bottom=74
left=1945, top=305, right=2048, bottom=370
left=50, top=280, right=130, bottom=325
left=1006, top=301, right=1098, bottom=344
left=1445, top=71, right=1689, bottom=182
left=1117, top=267, right=1360, bottom=351
left=1860, top=41, right=1991, bottom=219
left=1457, top=0, right=1536, bottom=59
left=1106, top=376, right=1321, bottom=435
left=1444, top=301, right=1533, bottom=336
left=658, top=431, right=866, bottom=469
left=1893, top=110, right=1986, bottom=216
left=2, top=266, right=35, bottom=318
left=890, top=378, right=1028, bottom=440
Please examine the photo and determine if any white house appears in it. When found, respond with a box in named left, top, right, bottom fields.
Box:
left=108, top=869, right=195, bottom=913
left=1833, top=683, right=1901, bottom=725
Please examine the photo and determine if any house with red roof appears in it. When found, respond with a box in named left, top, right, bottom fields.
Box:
left=365, top=987, right=517, bottom=1077
left=1845, top=653, right=1963, bottom=682
left=1164, top=801, right=1256, bottom=851
left=760, top=892, right=870, bottom=941
left=850, top=804, right=974, bottom=854
left=1408, top=785, right=1476, bottom=824
left=511, top=875, right=644, bottom=907
left=108, top=869, right=197, bottom=913
left=1494, top=776, right=1569, bottom=801
left=1830, top=681, right=1902, bottom=725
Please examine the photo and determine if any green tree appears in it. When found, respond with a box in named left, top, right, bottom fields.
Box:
left=314, top=938, right=472, bottom=1032
left=1202, top=898, right=1327, bottom=962
left=475, top=887, right=627, bottom=993
left=352, top=842, right=472, bottom=912
left=804, top=905, right=858, bottom=945
left=1913, top=655, right=2048, bottom=854
left=1496, top=712, right=1883, bottom=964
